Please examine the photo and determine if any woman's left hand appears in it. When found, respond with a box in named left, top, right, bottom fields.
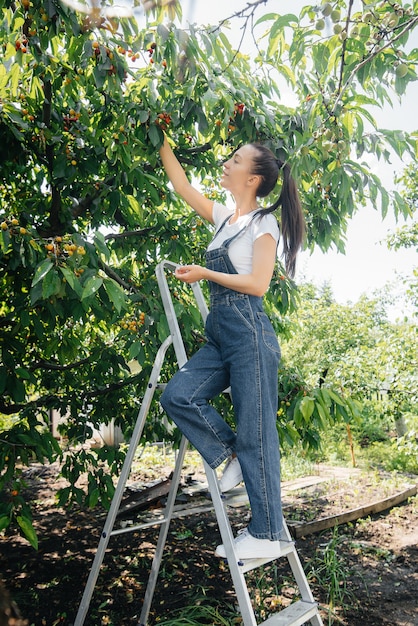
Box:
left=174, top=265, right=206, bottom=284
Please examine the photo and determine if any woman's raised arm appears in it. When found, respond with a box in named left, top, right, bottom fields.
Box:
left=159, top=136, right=214, bottom=223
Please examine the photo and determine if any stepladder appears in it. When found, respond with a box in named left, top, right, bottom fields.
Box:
left=74, top=259, right=324, bottom=626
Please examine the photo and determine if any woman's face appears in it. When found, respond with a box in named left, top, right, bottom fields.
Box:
left=220, top=145, right=257, bottom=193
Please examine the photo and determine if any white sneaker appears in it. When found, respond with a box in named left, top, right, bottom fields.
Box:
left=215, top=528, right=282, bottom=560
left=218, top=456, right=243, bottom=493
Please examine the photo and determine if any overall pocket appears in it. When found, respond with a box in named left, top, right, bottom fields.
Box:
left=257, top=311, right=281, bottom=356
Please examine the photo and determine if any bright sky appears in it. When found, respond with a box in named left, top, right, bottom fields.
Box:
left=181, top=0, right=417, bottom=317
left=298, top=87, right=417, bottom=314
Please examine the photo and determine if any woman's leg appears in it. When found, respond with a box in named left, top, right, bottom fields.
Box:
left=160, top=340, right=236, bottom=468
left=222, top=302, right=283, bottom=540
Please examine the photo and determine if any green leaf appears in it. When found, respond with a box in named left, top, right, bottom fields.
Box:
left=31, top=259, right=53, bottom=287
left=17, top=515, right=38, bottom=550
left=128, top=341, right=144, bottom=361
left=127, top=194, right=143, bottom=218
left=103, top=278, right=127, bottom=313
left=336, top=405, right=350, bottom=423
left=299, top=396, right=315, bottom=421
left=255, top=13, right=279, bottom=26
left=94, top=232, right=111, bottom=261
left=293, top=402, right=303, bottom=427
left=148, top=123, right=162, bottom=148
left=0, top=516, right=10, bottom=532
left=14, top=367, right=31, bottom=380
left=93, top=65, right=106, bottom=90
left=267, top=15, right=298, bottom=59
left=0, top=227, right=11, bottom=252
left=81, top=276, right=103, bottom=300
left=42, top=268, right=62, bottom=299
left=0, top=366, right=6, bottom=394
left=17, top=433, right=36, bottom=445
left=327, top=389, right=345, bottom=406
left=10, top=377, right=26, bottom=403
left=8, top=62, right=20, bottom=96
left=53, top=153, right=68, bottom=179
left=60, top=266, right=82, bottom=296
left=315, top=401, right=329, bottom=425
left=88, top=488, right=100, bottom=508
left=137, top=110, right=150, bottom=123
left=380, top=187, right=389, bottom=219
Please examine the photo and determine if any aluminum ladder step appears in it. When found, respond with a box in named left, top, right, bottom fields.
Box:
left=260, top=600, right=320, bottom=626
left=237, top=541, right=296, bottom=574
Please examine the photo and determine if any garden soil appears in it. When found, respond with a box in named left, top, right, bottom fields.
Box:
left=1, top=458, right=417, bottom=626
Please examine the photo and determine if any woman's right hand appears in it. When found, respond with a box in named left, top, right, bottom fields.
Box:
left=174, top=265, right=206, bottom=284
left=159, top=136, right=214, bottom=223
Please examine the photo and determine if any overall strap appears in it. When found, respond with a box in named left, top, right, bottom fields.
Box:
left=212, top=210, right=263, bottom=249
left=223, top=210, right=263, bottom=248
left=214, top=215, right=231, bottom=237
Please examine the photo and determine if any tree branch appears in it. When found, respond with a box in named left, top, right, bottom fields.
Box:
left=0, top=372, right=145, bottom=415
left=332, top=15, right=418, bottom=116
left=70, top=175, right=117, bottom=219
left=177, top=142, right=212, bottom=155
left=30, top=357, right=92, bottom=371
left=36, top=78, right=67, bottom=236
left=212, top=0, right=268, bottom=30
left=0, top=398, right=27, bottom=415
left=71, top=190, right=101, bottom=219
left=336, top=0, right=355, bottom=97
left=99, top=259, right=138, bottom=292
left=82, top=372, right=144, bottom=400
left=208, top=1, right=268, bottom=73
left=104, top=227, right=153, bottom=241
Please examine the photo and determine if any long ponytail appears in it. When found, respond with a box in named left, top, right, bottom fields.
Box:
left=249, top=144, right=305, bottom=278
left=277, top=161, right=305, bottom=278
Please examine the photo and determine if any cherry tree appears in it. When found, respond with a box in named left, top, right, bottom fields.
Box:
left=0, top=0, right=416, bottom=545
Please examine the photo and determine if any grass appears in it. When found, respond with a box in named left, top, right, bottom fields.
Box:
left=247, top=564, right=293, bottom=622
left=308, top=527, right=359, bottom=625
left=154, top=601, right=242, bottom=624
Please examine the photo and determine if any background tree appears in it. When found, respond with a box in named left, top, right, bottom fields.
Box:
left=387, top=161, right=418, bottom=313
left=0, top=0, right=417, bottom=546
left=281, top=281, right=417, bottom=467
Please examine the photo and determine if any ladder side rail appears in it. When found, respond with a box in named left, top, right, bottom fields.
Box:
left=309, top=612, right=324, bottom=626
left=281, top=521, right=317, bottom=606
left=157, top=262, right=257, bottom=624
left=138, top=434, right=189, bottom=626
left=286, top=551, right=316, bottom=607
left=190, top=280, right=209, bottom=323
left=74, top=335, right=173, bottom=626
left=156, top=261, right=188, bottom=368
left=203, top=460, right=258, bottom=626
left=285, top=550, right=324, bottom=626
left=281, top=522, right=324, bottom=626
left=138, top=262, right=206, bottom=624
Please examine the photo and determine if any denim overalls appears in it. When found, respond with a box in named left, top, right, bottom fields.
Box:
left=161, top=214, right=283, bottom=540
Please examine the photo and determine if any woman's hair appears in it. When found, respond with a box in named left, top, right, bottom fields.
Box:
left=249, top=143, right=305, bottom=278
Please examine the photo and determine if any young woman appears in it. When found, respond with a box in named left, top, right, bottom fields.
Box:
left=159, top=135, right=305, bottom=560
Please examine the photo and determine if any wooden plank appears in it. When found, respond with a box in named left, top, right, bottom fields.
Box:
left=116, top=478, right=172, bottom=516
left=288, top=484, right=417, bottom=538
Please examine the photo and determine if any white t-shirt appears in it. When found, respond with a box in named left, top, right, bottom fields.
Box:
left=207, top=202, right=280, bottom=275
